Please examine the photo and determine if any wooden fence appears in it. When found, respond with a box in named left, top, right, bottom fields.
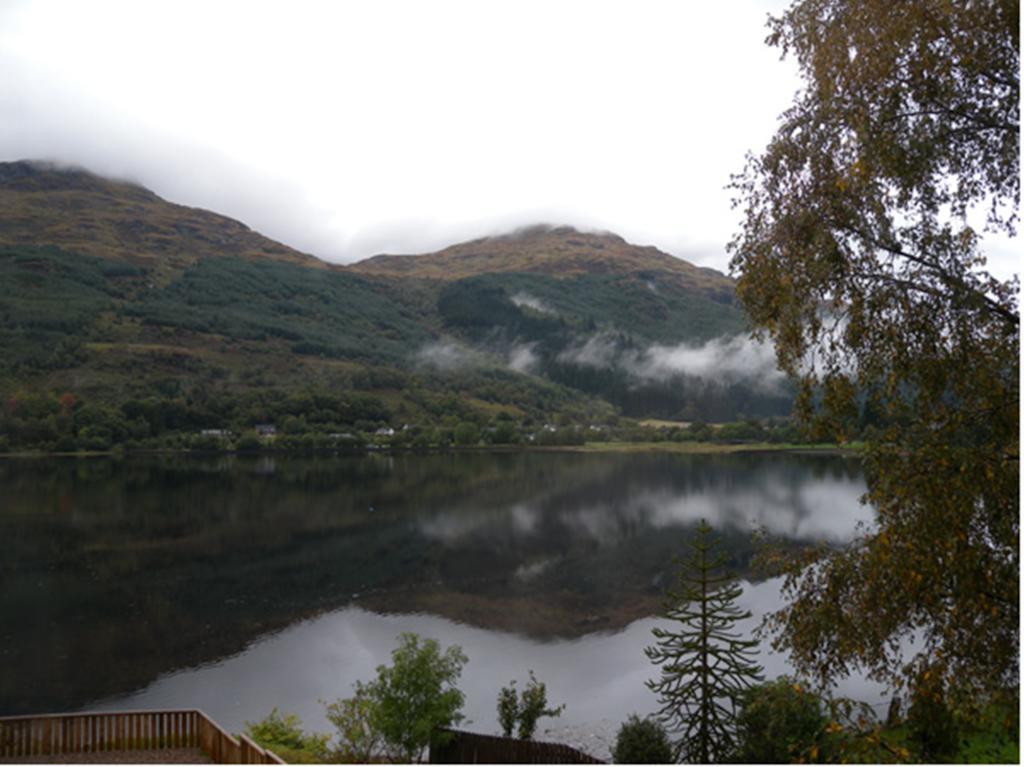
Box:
left=0, top=709, right=285, bottom=764
left=429, top=728, right=604, bottom=764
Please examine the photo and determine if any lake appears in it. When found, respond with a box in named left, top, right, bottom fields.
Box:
left=0, top=450, right=881, bottom=756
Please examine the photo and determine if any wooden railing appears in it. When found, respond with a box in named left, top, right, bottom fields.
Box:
left=0, top=709, right=285, bottom=764
left=429, top=728, right=604, bottom=764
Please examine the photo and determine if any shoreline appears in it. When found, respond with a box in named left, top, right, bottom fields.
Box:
left=0, top=441, right=861, bottom=460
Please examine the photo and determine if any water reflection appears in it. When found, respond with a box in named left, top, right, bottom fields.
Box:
left=416, top=454, right=870, bottom=547
left=0, top=451, right=870, bottom=720
left=92, top=582, right=890, bottom=762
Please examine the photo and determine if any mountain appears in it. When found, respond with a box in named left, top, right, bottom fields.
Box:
left=0, top=161, right=792, bottom=451
left=0, top=160, right=322, bottom=281
left=349, top=224, right=734, bottom=300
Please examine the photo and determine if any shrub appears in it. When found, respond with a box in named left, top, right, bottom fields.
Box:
left=244, top=708, right=329, bottom=764
left=734, top=677, right=826, bottom=763
left=497, top=683, right=519, bottom=739
left=496, top=671, right=564, bottom=740
left=612, top=715, right=672, bottom=764
left=906, top=667, right=959, bottom=762
left=453, top=421, right=480, bottom=446
left=235, top=431, right=262, bottom=451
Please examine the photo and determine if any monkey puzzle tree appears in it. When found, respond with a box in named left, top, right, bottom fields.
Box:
left=646, top=521, right=763, bottom=763
left=729, top=0, right=1018, bottom=708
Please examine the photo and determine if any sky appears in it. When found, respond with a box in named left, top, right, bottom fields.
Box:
left=0, top=0, right=1016, bottom=277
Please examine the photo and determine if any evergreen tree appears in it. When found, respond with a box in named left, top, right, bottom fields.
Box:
left=645, top=520, right=763, bottom=763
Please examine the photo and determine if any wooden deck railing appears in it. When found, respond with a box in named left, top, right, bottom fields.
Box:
left=0, top=709, right=285, bottom=764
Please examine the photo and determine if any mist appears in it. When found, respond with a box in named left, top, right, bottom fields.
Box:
left=414, top=340, right=482, bottom=372
left=510, top=292, right=557, bottom=315
left=559, top=332, right=787, bottom=393
left=635, top=335, right=786, bottom=391
left=507, top=343, right=540, bottom=374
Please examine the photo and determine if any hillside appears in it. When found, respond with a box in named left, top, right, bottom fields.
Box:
left=348, top=224, right=734, bottom=301
left=0, top=161, right=793, bottom=452
left=0, top=160, right=322, bottom=283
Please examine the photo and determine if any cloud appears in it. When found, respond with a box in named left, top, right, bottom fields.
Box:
left=510, top=292, right=556, bottom=315
left=558, top=332, right=787, bottom=392
left=507, top=343, right=540, bottom=374
left=0, top=1, right=810, bottom=268
left=416, top=338, right=544, bottom=377
left=415, top=467, right=872, bottom=548
left=633, top=335, right=786, bottom=391
left=557, top=333, right=620, bottom=369
left=414, top=340, right=481, bottom=372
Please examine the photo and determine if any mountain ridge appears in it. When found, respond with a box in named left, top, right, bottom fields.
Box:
left=0, top=160, right=325, bottom=282
left=346, top=224, right=734, bottom=300
left=0, top=160, right=734, bottom=293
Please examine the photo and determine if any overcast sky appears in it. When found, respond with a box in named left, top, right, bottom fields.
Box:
left=0, top=1, right=1017, bottom=277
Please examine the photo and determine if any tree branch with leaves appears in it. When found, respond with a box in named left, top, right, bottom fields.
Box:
left=729, top=0, right=1018, bottom=711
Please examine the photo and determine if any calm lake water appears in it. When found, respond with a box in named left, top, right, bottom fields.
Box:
left=0, top=450, right=881, bottom=752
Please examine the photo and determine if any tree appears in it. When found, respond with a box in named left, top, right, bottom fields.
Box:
left=364, top=632, right=467, bottom=762
left=611, top=715, right=673, bottom=764
left=729, top=0, right=1019, bottom=708
left=733, top=677, right=827, bottom=764
left=645, top=521, right=763, bottom=763
left=324, top=683, right=382, bottom=763
left=496, top=671, right=565, bottom=740
left=453, top=420, right=480, bottom=446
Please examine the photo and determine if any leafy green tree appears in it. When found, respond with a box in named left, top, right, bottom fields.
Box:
left=453, top=421, right=480, bottom=446
left=729, top=0, right=1019, bottom=707
left=366, top=632, right=468, bottom=762
left=244, top=708, right=329, bottom=764
left=497, top=682, right=519, bottom=739
left=734, top=677, right=827, bottom=764
left=611, top=715, right=673, bottom=764
left=496, top=671, right=565, bottom=740
left=491, top=419, right=519, bottom=445
left=645, top=521, right=763, bottom=762
left=324, top=683, right=382, bottom=763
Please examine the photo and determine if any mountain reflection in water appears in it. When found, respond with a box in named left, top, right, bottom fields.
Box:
left=0, top=451, right=872, bottom=724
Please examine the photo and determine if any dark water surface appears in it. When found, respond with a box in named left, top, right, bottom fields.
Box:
left=0, top=451, right=877, bottom=740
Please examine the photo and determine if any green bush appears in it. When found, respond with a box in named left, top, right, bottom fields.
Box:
left=453, top=421, right=481, bottom=446
left=235, top=431, right=263, bottom=451
left=734, top=677, right=826, bottom=763
left=686, top=421, right=713, bottom=441
left=244, top=708, right=329, bottom=764
left=497, top=683, right=519, bottom=739
left=906, top=668, right=959, bottom=762
left=612, top=715, right=673, bottom=764
left=496, top=671, right=564, bottom=740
